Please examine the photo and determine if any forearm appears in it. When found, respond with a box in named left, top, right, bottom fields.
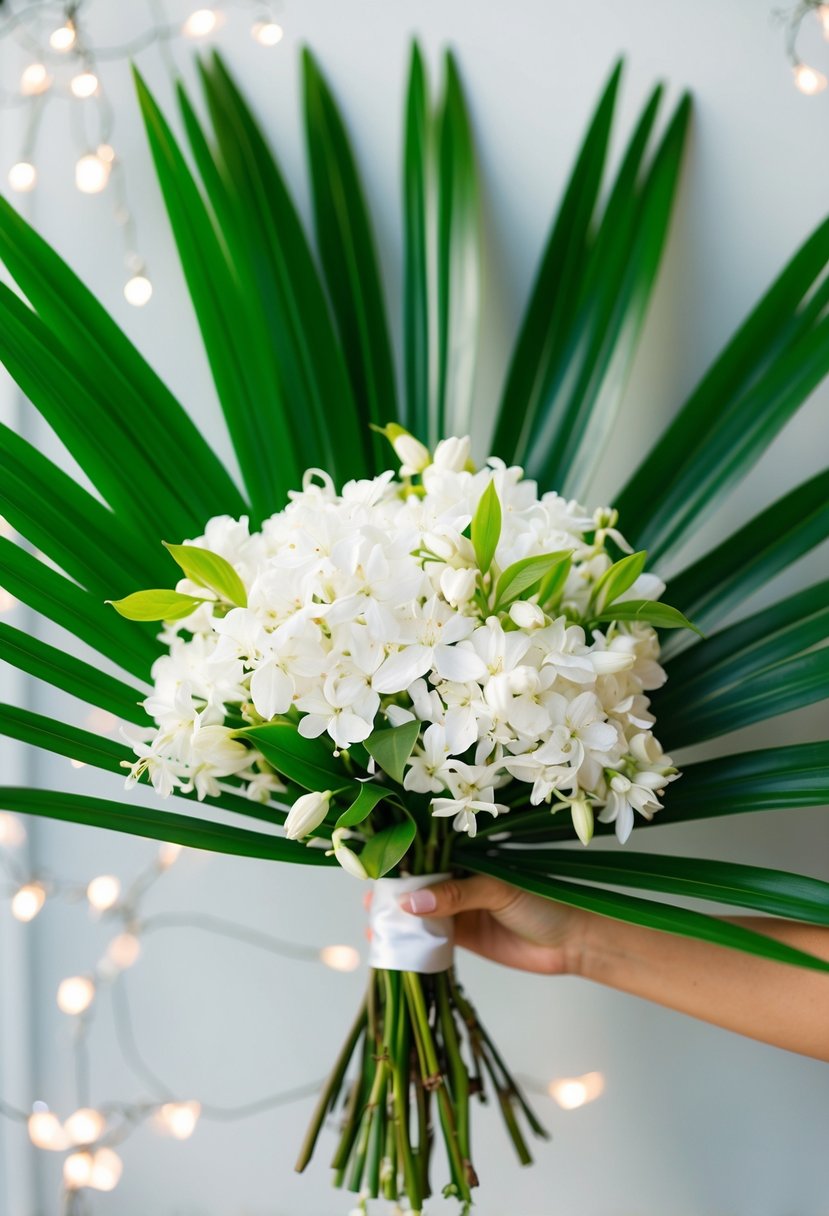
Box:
left=576, top=913, right=829, bottom=1062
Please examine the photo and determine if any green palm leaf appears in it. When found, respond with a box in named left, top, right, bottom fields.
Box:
left=486, top=849, right=829, bottom=925
left=302, top=47, right=399, bottom=470
left=0, top=420, right=168, bottom=592
left=616, top=218, right=829, bottom=561
left=663, top=469, right=829, bottom=635
left=0, top=703, right=132, bottom=774
left=491, top=60, right=622, bottom=463
left=524, top=90, right=691, bottom=495
left=0, top=625, right=150, bottom=726
left=435, top=51, right=480, bottom=440
left=0, top=538, right=160, bottom=681
left=403, top=42, right=431, bottom=438
left=655, top=581, right=829, bottom=745
left=0, top=787, right=333, bottom=866
left=464, top=856, right=829, bottom=973
left=195, top=50, right=367, bottom=485
left=0, top=195, right=244, bottom=533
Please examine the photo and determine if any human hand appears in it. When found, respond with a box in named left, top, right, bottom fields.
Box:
left=394, top=875, right=588, bottom=976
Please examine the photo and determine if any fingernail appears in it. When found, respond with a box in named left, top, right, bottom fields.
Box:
left=400, top=889, right=437, bottom=915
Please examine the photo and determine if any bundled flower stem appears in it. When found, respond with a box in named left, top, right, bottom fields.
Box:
left=297, top=954, right=546, bottom=1211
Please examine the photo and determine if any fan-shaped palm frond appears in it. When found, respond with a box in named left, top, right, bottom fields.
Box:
left=0, top=47, right=827, bottom=964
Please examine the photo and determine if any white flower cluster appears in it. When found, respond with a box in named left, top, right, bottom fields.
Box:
left=124, top=435, right=679, bottom=846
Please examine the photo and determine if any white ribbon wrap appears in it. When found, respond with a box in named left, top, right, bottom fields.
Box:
left=367, top=873, right=454, bottom=974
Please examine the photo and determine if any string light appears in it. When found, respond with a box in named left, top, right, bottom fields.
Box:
left=182, top=8, right=223, bottom=37
left=158, top=841, right=182, bottom=869
left=20, top=63, right=51, bottom=95
left=64, top=1108, right=106, bottom=1146
left=105, top=932, right=142, bottom=970
left=782, top=2, right=829, bottom=90
left=75, top=151, right=110, bottom=194
left=124, top=272, right=153, bottom=307
left=49, top=21, right=77, bottom=53
left=89, top=1147, right=123, bottom=1191
left=69, top=758, right=86, bottom=770
left=28, top=1109, right=70, bottom=1151
left=319, top=944, right=360, bottom=972
left=86, top=875, right=121, bottom=912
left=7, top=162, right=36, bottom=193
left=793, top=61, right=828, bottom=93
left=63, top=1150, right=94, bottom=1188
left=548, top=1071, right=605, bottom=1110
left=70, top=70, right=99, bottom=99
left=252, top=20, right=283, bottom=46
left=0, top=812, right=26, bottom=847
left=156, top=1100, right=201, bottom=1140
left=12, top=882, right=46, bottom=922
left=56, top=976, right=96, bottom=1016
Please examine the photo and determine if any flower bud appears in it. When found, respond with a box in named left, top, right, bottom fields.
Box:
left=331, top=828, right=368, bottom=879
left=285, top=790, right=331, bottom=840
left=440, top=566, right=477, bottom=607
left=590, top=650, right=636, bottom=674
left=390, top=427, right=430, bottom=475
left=509, top=600, right=545, bottom=630
left=433, top=435, right=471, bottom=471
left=570, top=796, right=594, bottom=847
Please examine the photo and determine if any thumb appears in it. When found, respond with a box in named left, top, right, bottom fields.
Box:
left=399, top=875, right=512, bottom=918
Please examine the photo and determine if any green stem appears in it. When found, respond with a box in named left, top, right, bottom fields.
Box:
left=436, top=971, right=477, bottom=1187
left=294, top=998, right=367, bottom=1172
left=403, top=971, right=471, bottom=1202
left=385, top=969, right=422, bottom=1213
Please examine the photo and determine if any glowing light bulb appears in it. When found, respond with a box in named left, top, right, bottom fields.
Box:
left=158, top=841, right=182, bottom=869
left=63, top=1150, right=94, bottom=1188
left=124, top=274, right=153, bottom=307
left=105, top=932, right=141, bottom=970
left=8, top=162, right=36, bottom=193
left=0, top=812, right=25, bottom=847
left=75, top=153, right=110, bottom=194
left=70, top=758, right=86, bottom=770
left=320, top=944, right=360, bottom=972
left=86, top=875, right=120, bottom=911
left=819, top=4, right=829, bottom=36
left=97, top=143, right=116, bottom=164
left=182, top=8, right=221, bottom=37
left=12, top=882, right=46, bottom=922
left=64, top=1108, right=105, bottom=1146
left=252, top=20, right=283, bottom=46
left=20, top=63, right=51, bottom=95
left=548, top=1071, right=605, bottom=1110
left=71, top=71, right=99, bottom=99
left=57, top=975, right=95, bottom=1015
left=156, top=1100, right=201, bottom=1139
left=90, top=1147, right=122, bottom=1191
left=28, top=1110, right=69, bottom=1151
left=793, top=63, right=828, bottom=94
left=49, top=21, right=76, bottom=51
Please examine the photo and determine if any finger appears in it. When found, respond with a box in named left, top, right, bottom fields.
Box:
left=398, top=875, right=514, bottom=918
left=454, top=910, right=561, bottom=975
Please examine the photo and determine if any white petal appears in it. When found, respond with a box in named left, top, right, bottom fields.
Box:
left=250, top=662, right=293, bottom=720
left=433, top=644, right=488, bottom=684
left=372, top=645, right=433, bottom=694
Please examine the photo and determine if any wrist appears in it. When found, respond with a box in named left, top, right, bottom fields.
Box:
left=562, top=908, right=597, bottom=978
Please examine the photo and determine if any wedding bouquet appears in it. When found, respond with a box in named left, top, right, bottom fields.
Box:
left=1, top=42, right=828, bottom=1213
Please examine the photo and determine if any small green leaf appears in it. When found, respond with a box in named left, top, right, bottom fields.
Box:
left=494, top=550, right=572, bottom=610
left=336, top=782, right=388, bottom=829
left=108, top=589, right=206, bottom=622
left=238, top=722, right=356, bottom=795
left=365, top=720, right=421, bottom=785
left=538, top=554, right=572, bottom=608
left=471, top=481, right=501, bottom=574
left=360, top=819, right=417, bottom=879
left=593, top=599, right=703, bottom=636
left=590, top=550, right=647, bottom=613
left=163, top=541, right=247, bottom=607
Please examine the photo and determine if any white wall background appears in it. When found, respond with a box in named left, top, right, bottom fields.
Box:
left=1, top=1, right=829, bottom=1214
